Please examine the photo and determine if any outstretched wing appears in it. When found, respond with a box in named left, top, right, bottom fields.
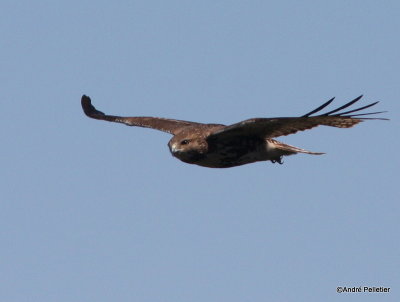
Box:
left=207, top=95, right=387, bottom=141
left=81, top=95, right=202, bottom=135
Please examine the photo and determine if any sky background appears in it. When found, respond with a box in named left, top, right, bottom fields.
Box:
left=1, top=1, right=399, bottom=301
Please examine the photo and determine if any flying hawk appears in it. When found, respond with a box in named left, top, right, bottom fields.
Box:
left=81, top=95, right=386, bottom=168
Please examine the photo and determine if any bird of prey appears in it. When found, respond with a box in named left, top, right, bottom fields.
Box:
left=81, top=95, right=386, bottom=168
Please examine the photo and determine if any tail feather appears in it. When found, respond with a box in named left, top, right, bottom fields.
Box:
left=268, top=139, right=324, bottom=156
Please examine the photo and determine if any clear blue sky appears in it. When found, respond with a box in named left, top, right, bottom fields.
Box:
left=1, top=1, right=398, bottom=301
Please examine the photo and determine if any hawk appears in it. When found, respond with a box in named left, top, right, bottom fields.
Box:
left=81, top=95, right=386, bottom=168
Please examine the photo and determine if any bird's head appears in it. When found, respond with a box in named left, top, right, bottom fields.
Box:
left=168, top=132, right=208, bottom=163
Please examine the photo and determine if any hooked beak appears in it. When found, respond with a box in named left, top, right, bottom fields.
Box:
left=168, top=142, right=181, bottom=154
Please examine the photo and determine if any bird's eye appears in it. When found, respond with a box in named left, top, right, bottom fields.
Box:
left=180, top=139, right=190, bottom=145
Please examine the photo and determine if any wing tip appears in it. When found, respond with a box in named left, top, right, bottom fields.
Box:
left=81, top=94, right=105, bottom=117
left=302, top=97, right=336, bottom=117
left=306, top=95, right=387, bottom=120
left=81, top=94, right=92, bottom=115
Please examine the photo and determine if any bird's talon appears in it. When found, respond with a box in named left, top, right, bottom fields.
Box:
left=271, top=156, right=284, bottom=164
